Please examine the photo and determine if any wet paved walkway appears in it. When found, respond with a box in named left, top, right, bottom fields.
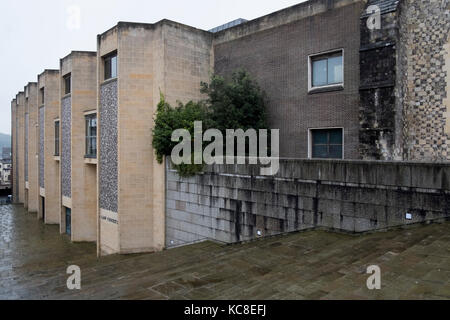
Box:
left=1, top=204, right=449, bottom=300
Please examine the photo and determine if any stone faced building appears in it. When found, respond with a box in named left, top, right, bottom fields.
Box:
left=11, top=99, right=17, bottom=202
left=24, top=82, right=39, bottom=213
left=399, top=0, right=450, bottom=161
left=9, top=0, right=450, bottom=254
left=15, top=92, right=25, bottom=204
left=97, top=21, right=212, bottom=254
left=59, top=52, right=97, bottom=241
left=37, top=70, right=60, bottom=224
left=213, top=0, right=450, bottom=161
left=359, top=0, right=450, bottom=161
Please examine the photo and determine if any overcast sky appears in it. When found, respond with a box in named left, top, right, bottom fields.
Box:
left=0, top=0, right=307, bottom=135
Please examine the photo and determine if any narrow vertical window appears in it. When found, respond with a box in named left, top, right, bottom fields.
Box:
left=40, top=88, right=45, bottom=105
left=54, top=120, right=60, bottom=156
left=64, top=74, right=71, bottom=95
left=85, top=114, right=97, bottom=158
left=104, top=53, right=117, bottom=80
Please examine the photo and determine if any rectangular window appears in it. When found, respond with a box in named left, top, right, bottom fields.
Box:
left=40, top=88, right=45, bottom=105
left=104, top=53, right=117, bottom=80
left=85, top=114, right=97, bottom=158
left=54, top=120, right=60, bottom=156
left=64, top=74, right=71, bottom=95
left=310, top=51, right=343, bottom=89
left=310, top=128, right=343, bottom=159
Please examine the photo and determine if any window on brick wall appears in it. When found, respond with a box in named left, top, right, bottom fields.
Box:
left=104, top=53, right=117, bottom=80
left=54, top=120, right=60, bottom=156
left=309, top=50, right=343, bottom=90
left=64, top=74, right=71, bottom=95
left=309, top=128, right=344, bottom=159
left=85, top=114, right=97, bottom=158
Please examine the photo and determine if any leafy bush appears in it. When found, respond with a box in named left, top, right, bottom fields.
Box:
left=152, top=93, right=211, bottom=164
left=152, top=70, right=268, bottom=176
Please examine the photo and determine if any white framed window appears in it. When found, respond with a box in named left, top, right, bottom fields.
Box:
left=85, top=113, right=97, bottom=158
left=308, top=49, right=344, bottom=92
left=308, top=127, right=344, bottom=159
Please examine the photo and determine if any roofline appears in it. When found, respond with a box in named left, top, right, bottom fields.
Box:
left=61, top=50, right=97, bottom=62
left=213, top=0, right=362, bottom=41
left=38, top=69, right=59, bottom=77
left=97, top=18, right=212, bottom=39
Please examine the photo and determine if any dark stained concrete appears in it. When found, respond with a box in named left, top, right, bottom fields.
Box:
left=1, top=204, right=449, bottom=300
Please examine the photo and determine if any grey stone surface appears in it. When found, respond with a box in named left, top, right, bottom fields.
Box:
left=61, top=96, right=71, bottom=198
left=39, top=107, right=44, bottom=189
left=2, top=204, right=450, bottom=300
left=166, top=159, right=450, bottom=248
left=99, top=80, right=118, bottom=213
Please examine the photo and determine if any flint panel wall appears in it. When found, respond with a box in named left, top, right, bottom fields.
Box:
left=99, top=80, right=118, bottom=213
left=39, top=107, right=45, bottom=189
left=61, top=96, right=71, bottom=198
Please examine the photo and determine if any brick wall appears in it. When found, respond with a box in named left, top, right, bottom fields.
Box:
left=213, top=0, right=363, bottom=159
left=38, top=70, right=60, bottom=224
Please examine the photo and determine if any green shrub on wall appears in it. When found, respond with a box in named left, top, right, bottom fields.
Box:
left=152, top=93, right=211, bottom=164
left=152, top=70, right=268, bottom=176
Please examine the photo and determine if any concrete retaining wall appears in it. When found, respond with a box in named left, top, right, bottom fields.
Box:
left=165, top=159, right=450, bottom=248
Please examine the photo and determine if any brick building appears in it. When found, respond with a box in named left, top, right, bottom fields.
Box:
left=10, top=0, right=450, bottom=254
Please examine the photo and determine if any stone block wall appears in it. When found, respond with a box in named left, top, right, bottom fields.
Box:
left=97, top=26, right=120, bottom=255
left=97, top=21, right=212, bottom=255
left=11, top=99, right=17, bottom=203
left=26, top=83, right=39, bottom=213
left=60, top=52, right=97, bottom=242
left=16, top=92, right=25, bottom=204
left=166, top=159, right=450, bottom=248
left=38, top=70, right=60, bottom=224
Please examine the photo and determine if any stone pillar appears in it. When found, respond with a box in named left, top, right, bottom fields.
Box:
left=59, top=51, right=97, bottom=242
left=37, top=70, right=60, bottom=224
